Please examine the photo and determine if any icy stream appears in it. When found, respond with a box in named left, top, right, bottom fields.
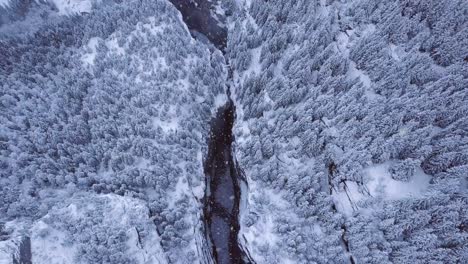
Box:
left=204, top=101, right=247, bottom=264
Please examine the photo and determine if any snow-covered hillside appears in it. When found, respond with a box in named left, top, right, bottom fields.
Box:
left=228, top=0, right=467, bottom=263
left=0, top=0, right=99, bottom=37
left=0, top=0, right=95, bottom=13
left=1, top=0, right=226, bottom=262
left=0, top=0, right=467, bottom=263
left=48, top=0, right=96, bottom=15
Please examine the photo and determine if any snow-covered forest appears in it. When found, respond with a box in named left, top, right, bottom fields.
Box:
left=0, top=0, right=467, bottom=263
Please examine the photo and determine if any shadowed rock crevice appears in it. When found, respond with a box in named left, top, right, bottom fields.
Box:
left=168, top=1, right=251, bottom=263
left=203, top=100, right=253, bottom=264
left=169, top=0, right=227, bottom=51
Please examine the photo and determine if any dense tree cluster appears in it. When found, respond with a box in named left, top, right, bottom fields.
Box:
left=1, top=0, right=466, bottom=263
left=1, top=0, right=225, bottom=262
left=228, top=0, right=467, bottom=263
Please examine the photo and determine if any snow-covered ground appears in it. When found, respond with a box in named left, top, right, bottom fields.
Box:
left=1, top=0, right=226, bottom=262
left=0, top=0, right=9, bottom=7
left=0, top=0, right=96, bottom=14
left=27, top=193, right=167, bottom=264
left=0, top=0, right=99, bottom=37
left=227, top=0, right=467, bottom=263
left=49, top=0, right=96, bottom=15
left=1, top=0, right=466, bottom=263
left=333, top=162, right=431, bottom=216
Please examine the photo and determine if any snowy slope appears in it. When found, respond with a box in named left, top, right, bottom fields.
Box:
left=49, top=0, right=96, bottom=15
left=0, top=0, right=100, bottom=37
left=0, top=0, right=96, bottom=13
left=0, top=0, right=466, bottom=263
left=0, top=0, right=226, bottom=262
left=30, top=193, right=167, bottom=264
left=228, top=0, right=467, bottom=263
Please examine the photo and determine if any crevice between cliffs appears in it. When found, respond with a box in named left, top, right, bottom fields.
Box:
left=168, top=1, right=252, bottom=263
left=203, top=100, right=251, bottom=264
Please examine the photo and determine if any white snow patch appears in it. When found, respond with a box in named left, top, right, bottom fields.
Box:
left=332, top=181, right=366, bottom=216
left=244, top=47, right=262, bottom=76
left=142, top=17, right=167, bottom=35
left=213, top=2, right=225, bottom=17
left=191, top=183, right=204, bottom=200
left=241, top=212, right=280, bottom=258
left=27, top=193, right=167, bottom=264
left=81, top=37, right=101, bottom=66
left=152, top=105, right=180, bottom=133
left=234, top=120, right=251, bottom=144
left=210, top=1, right=226, bottom=28
left=238, top=172, right=296, bottom=263
left=105, top=37, right=125, bottom=56
left=334, top=163, right=431, bottom=216
left=135, top=158, right=151, bottom=169
left=192, top=151, right=205, bottom=200
left=335, top=25, right=381, bottom=101
left=348, top=61, right=371, bottom=88
left=0, top=221, right=26, bottom=264
left=102, top=195, right=168, bottom=264
left=66, top=203, right=81, bottom=219
left=0, top=253, right=10, bottom=264
left=365, top=163, right=431, bottom=200
left=153, top=117, right=179, bottom=133
left=263, top=188, right=289, bottom=208
left=348, top=61, right=381, bottom=100
left=153, top=56, right=168, bottom=70
left=214, top=93, right=228, bottom=109
left=0, top=252, right=10, bottom=264
left=169, top=174, right=189, bottom=206
left=50, top=0, right=95, bottom=15
left=398, top=126, right=409, bottom=136
left=336, top=30, right=353, bottom=56
left=263, top=90, right=274, bottom=105
left=362, top=24, right=376, bottom=36
left=125, top=226, right=166, bottom=264
left=31, top=221, right=77, bottom=264
left=233, top=0, right=251, bottom=8
left=210, top=93, right=229, bottom=116
left=389, top=44, right=401, bottom=61
left=0, top=0, right=9, bottom=8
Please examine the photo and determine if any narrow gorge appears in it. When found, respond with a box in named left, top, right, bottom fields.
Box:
left=169, top=1, right=250, bottom=263
left=204, top=100, right=249, bottom=264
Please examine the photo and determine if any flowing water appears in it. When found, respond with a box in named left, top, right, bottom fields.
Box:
left=204, top=101, right=246, bottom=264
